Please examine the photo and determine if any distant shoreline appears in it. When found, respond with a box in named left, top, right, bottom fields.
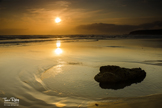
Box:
left=129, top=29, right=162, bottom=35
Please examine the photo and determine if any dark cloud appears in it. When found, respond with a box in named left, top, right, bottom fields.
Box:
left=76, top=21, right=162, bottom=34
left=0, top=28, right=27, bottom=35
left=0, top=0, right=70, bottom=13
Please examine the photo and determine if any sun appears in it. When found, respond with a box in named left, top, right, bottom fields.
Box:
left=55, top=17, right=61, bottom=23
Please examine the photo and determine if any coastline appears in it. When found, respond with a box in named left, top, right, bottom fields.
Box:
left=88, top=94, right=162, bottom=108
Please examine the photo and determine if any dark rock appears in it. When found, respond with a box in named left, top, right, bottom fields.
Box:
left=94, top=65, right=146, bottom=89
left=95, top=103, right=99, bottom=106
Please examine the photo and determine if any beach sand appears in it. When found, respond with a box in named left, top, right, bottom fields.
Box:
left=88, top=94, right=162, bottom=108
left=0, top=38, right=162, bottom=108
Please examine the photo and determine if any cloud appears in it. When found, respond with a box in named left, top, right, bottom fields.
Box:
left=75, top=21, right=162, bottom=34
left=0, top=28, right=28, bottom=35
left=0, top=0, right=71, bottom=16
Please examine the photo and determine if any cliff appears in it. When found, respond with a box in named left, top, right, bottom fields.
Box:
left=129, top=29, right=162, bottom=35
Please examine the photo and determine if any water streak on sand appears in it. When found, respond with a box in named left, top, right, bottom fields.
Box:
left=41, top=65, right=63, bottom=80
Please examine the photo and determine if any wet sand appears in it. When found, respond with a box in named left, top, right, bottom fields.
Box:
left=0, top=37, right=162, bottom=108
left=88, top=94, right=162, bottom=108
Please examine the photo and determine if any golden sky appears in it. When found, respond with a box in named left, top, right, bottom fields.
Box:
left=0, top=0, right=162, bottom=35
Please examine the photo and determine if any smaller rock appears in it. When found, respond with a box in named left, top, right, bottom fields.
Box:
left=95, top=103, right=99, bottom=106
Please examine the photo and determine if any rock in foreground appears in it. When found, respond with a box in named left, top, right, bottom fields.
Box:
left=94, top=65, right=146, bottom=84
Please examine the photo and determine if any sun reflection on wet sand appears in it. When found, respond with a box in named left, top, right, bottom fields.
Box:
left=53, top=101, right=66, bottom=107
left=54, top=40, right=63, bottom=55
left=55, top=48, right=63, bottom=55
left=56, top=40, right=61, bottom=48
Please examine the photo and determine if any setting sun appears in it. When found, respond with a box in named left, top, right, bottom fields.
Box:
left=55, top=17, right=61, bottom=23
